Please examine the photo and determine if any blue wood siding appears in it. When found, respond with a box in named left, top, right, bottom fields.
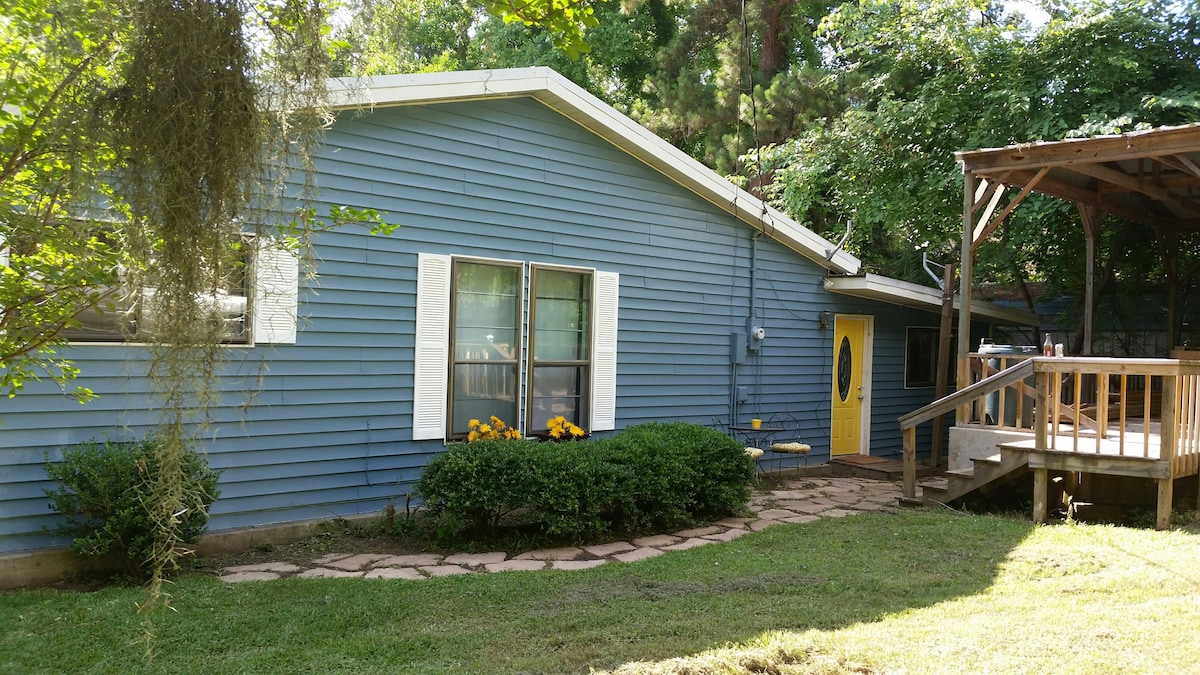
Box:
left=0, top=96, right=945, bottom=553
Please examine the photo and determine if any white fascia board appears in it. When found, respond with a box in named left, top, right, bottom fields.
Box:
left=325, top=68, right=860, bottom=275
left=824, top=273, right=1041, bottom=326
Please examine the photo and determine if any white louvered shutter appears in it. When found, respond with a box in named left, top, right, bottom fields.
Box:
left=412, top=253, right=451, bottom=440
left=590, top=270, right=619, bottom=431
left=253, top=239, right=299, bottom=344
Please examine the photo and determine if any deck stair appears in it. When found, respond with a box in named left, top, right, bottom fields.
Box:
left=919, top=447, right=1030, bottom=506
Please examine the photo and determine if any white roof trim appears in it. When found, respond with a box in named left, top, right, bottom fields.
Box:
left=824, top=274, right=1041, bottom=326
left=325, top=68, right=860, bottom=275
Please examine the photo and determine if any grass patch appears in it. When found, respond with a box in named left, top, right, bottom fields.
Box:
left=4, top=511, right=1200, bottom=673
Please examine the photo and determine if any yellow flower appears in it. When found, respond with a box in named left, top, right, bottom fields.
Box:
left=490, top=415, right=503, bottom=427
left=468, top=419, right=480, bottom=429
left=569, top=425, right=584, bottom=437
left=479, top=424, right=492, bottom=435
left=468, top=431, right=479, bottom=442
left=549, top=428, right=562, bottom=439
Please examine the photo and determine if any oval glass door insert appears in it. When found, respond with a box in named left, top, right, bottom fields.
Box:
left=837, top=336, right=852, bottom=402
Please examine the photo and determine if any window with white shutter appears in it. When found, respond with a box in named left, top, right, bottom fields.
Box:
left=412, top=254, right=618, bottom=440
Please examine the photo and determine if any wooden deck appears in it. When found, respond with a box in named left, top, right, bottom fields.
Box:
left=900, top=356, right=1200, bottom=529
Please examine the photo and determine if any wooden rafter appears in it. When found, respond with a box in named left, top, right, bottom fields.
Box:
left=971, top=166, right=1048, bottom=250
left=1070, top=162, right=1200, bottom=217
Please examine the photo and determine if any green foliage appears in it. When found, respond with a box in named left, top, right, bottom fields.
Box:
left=487, top=0, right=600, bottom=59
left=43, top=436, right=220, bottom=577
left=0, top=0, right=124, bottom=402
left=417, top=422, right=753, bottom=539
left=761, top=0, right=1200, bottom=296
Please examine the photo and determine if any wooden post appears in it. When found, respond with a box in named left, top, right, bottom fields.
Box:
left=1033, top=467, right=1048, bottom=524
left=902, top=425, right=916, bottom=500
left=957, top=172, right=976, bottom=425
left=1156, top=478, right=1173, bottom=530
left=1035, top=368, right=1049, bottom=451
left=1165, top=232, right=1178, bottom=350
left=1079, top=205, right=1098, bottom=355
left=1158, top=374, right=1178, bottom=531
left=931, top=262, right=955, bottom=469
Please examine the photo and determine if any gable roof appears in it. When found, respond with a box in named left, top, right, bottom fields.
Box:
left=325, top=67, right=1038, bottom=326
left=325, top=67, right=861, bottom=275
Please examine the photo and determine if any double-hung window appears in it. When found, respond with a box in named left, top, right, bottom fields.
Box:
left=59, top=236, right=299, bottom=345
left=413, top=253, right=618, bottom=441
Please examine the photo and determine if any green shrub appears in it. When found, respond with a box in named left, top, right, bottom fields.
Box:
left=43, top=435, right=221, bottom=577
left=416, top=422, right=754, bottom=540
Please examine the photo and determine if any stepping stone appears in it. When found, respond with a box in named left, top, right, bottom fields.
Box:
left=223, top=562, right=303, bottom=574
left=324, top=554, right=392, bottom=571
left=773, top=499, right=816, bottom=510
left=672, top=526, right=722, bottom=538
left=711, top=517, right=754, bottom=529
left=364, top=567, right=425, bottom=580
left=779, top=515, right=820, bottom=524
left=631, top=534, right=681, bottom=547
left=551, top=559, right=608, bottom=571
left=789, top=502, right=834, bottom=515
left=611, top=547, right=665, bottom=563
left=756, top=508, right=800, bottom=520
left=484, top=560, right=547, bottom=573
left=703, top=528, right=749, bottom=542
left=297, top=567, right=365, bottom=578
left=821, top=509, right=856, bottom=518
left=513, top=547, right=583, bottom=561
left=421, top=565, right=474, bottom=577
left=749, top=519, right=784, bottom=531
left=583, top=541, right=637, bottom=556
left=821, top=486, right=857, bottom=494
left=851, top=501, right=889, bottom=512
left=220, top=571, right=281, bottom=583
left=311, top=553, right=354, bottom=565
left=444, top=552, right=507, bottom=567
left=661, top=538, right=715, bottom=552
left=769, top=490, right=811, bottom=500
left=372, top=553, right=444, bottom=568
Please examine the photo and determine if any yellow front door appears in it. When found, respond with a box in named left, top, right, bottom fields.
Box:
left=831, top=316, right=868, bottom=456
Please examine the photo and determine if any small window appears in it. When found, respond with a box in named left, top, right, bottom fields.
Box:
left=905, top=326, right=956, bottom=388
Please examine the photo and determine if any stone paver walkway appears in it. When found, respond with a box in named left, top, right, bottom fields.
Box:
left=218, top=476, right=901, bottom=582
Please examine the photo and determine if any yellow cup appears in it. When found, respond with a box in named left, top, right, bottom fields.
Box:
left=750, top=418, right=762, bottom=430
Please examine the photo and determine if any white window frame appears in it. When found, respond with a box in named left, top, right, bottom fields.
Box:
left=412, top=253, right=618, bottom=441
left=58, top=235, right=299, bottom=347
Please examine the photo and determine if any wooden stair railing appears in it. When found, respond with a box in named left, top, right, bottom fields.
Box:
left=899, top=359, right=1036, bottom=501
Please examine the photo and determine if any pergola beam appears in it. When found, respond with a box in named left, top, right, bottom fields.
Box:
left=1070, top=162, right=1200, bottom=217
left=958, top=124, right=1200, bottom=174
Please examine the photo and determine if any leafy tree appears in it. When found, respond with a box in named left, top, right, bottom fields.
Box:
left=758, top=0, right=1200, bottom=301
left=0, top=0, right=123, bottom=401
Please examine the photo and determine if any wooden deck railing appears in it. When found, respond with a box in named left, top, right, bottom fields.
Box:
left=1031, top=357, right=1200, bottom=479
left=899, top=356, right=1200, bottom=503
left=899, top=359, right=1035, bottom=500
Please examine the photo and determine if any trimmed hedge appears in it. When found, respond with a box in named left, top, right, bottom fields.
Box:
left=416, top=422, right=754, bottom=539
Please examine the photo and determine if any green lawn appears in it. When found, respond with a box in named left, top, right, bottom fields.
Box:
left=4, top=511, right=1200, bottom=674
